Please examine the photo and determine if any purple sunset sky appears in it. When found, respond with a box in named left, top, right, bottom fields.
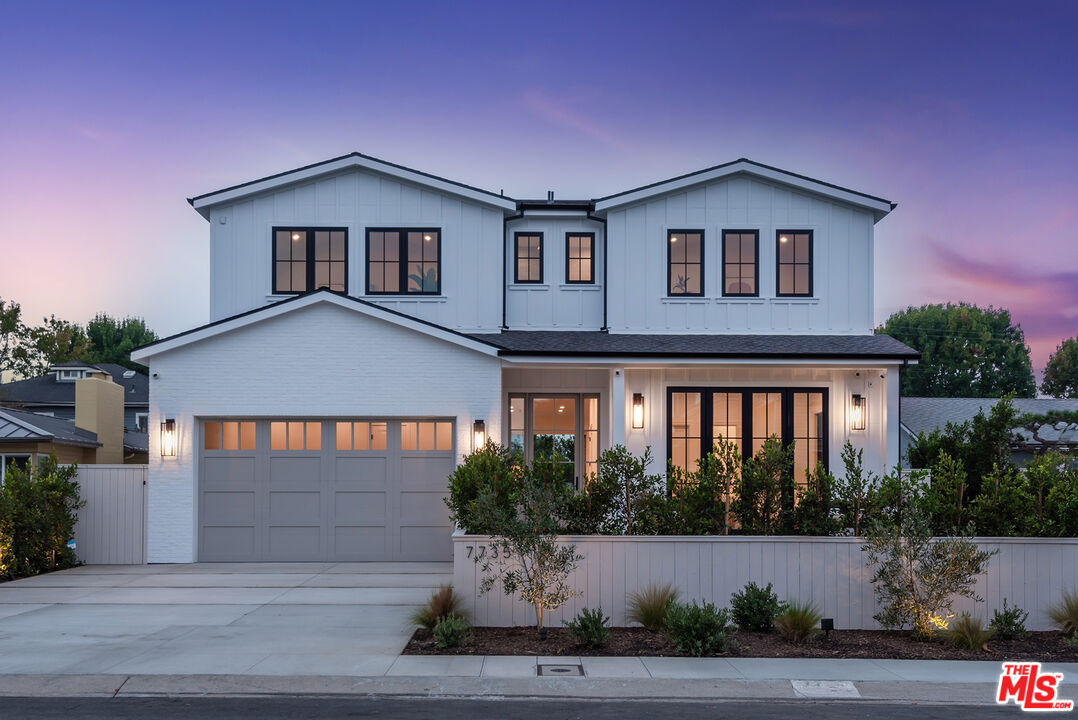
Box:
left=1, top=1, right=1075, bottom=370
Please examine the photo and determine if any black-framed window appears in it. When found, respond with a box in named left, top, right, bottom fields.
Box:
left=508, top=393, right=600, bottom=490
left=273, top=227, right=347, bottom=294
left=776, top=230, right=813, bottom=296
left=366, top=228, right=441, bottom=295
left=667, top=387, right=828, bottom=484
left=565, top=232, right=595, bottom=284
left=667, top=229, right=703, bottom=296
left=722, top=230, right=758, bottom=296
left=514, top=233, right=543, bottom=283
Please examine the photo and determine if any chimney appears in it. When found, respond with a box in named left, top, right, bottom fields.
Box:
left=75, top=371, right=124, bottom=464
left=547, top=190, right=554, bottom=203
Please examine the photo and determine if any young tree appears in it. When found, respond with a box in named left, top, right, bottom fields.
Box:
left=474, top=459, right=582, bottom=635
left=877, top=303, right=1036, bottom=398
left=833, top=442, right=879, bottom=536
left=0, top=297, right=23, bottom=378
left=1042, top=336, right=1078, bottom=399
left=733, top=437, right=793, bottom=535
left=84, top=314, right=158, bottom=371
left=8, top=316, right=91, bottom=379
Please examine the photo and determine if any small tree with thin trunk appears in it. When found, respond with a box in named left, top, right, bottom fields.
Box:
left=474, top=457, right=582, bottom=635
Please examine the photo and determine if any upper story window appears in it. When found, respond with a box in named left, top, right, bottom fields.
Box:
left=565, top=233, right=595, bottom=284
left=273, top=228, right=347, bottom=294
left=667, top=230, right=703, bottom=296
left=514, top=233, right=543, bottom=283
left=722, top=230, right=758, bottom=297
left=366, top=229, right=441, bottom=295
left=776, top=230, right=813, bottom=297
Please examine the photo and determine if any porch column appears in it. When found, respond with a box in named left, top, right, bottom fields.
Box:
left=886, top=366, right=900, bottom=469
left=611, top=366, right=626, bottom=447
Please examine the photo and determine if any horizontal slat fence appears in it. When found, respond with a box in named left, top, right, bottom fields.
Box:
left=73, top=464, right=147, bottom=565
left=454, top=533, right=1078, bottom=631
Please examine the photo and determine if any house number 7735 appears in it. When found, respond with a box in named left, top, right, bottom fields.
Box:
left=465, top=545, right=509, bottom=560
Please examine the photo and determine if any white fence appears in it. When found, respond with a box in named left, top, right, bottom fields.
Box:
left=73, top=464, right=147, bottom=565
left=453, top=533, right=1078, bottom=631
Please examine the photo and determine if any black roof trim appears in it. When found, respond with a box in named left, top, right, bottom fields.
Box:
left=188, top=151, right=516, bottom=207
left=133, top=289, right=503, bottom=355
left=517, top=200, right=595, bottom=211
left=593, top=157, right=895, bottom=208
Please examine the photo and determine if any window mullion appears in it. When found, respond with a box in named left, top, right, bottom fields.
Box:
left=307, top=230, right=315, bottom=292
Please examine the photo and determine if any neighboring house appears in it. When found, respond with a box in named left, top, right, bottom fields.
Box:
left=131, top=153, right=918, bottom=564
left=0, top=367, right=148, bottom=470
left=0, top=361, right=149, bottom=432
left=900, top=396, right=1078, bottom=465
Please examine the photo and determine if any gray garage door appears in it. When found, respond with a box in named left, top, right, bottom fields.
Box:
left=198, top=419, right=455, bottom=562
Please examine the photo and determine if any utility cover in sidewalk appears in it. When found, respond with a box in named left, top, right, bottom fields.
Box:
left=790, top=680, right=860, bottom=698
left=537, top=664, right=584, bottom=677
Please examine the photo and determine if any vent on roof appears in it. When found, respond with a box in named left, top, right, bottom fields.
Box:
left=123, top=370, right=136, bottom=379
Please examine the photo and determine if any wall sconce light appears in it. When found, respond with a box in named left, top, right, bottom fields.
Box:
left=160, top=418, right=177, bottom=457
left=850, top=394, right=866, bottom=431
left=631, top=393, right=645, bottom=429
left=473, top=419, right=486, bottom=450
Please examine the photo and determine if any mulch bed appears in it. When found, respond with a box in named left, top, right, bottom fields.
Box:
left=404, top=627, right=1078, bottom=661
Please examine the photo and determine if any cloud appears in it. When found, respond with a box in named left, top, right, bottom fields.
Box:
left=930, top=244, right=1078, bottom=367
left=521, top=88, right=622, bottom=148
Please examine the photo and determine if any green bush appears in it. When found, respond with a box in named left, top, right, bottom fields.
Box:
left=989, top=598, right=1029, bottom=640
left=730, top=581, right=786, bottom=632
left=946, top=612, right=994, bottom=651
left=791, top=463, right=840, bottom=536
left=774, top=599, right=823, bottom=644
left=922, top=452, right=968, bottom=535
left=444, top=442, right=518, bottom=534
left=565, top=606, right=610, bottom=648
left=1047, top=589, right=1078, bottom=636
left=410, top=584, right=467, bottom=631
left=664, top=600, right=736, bottom=656
left=1043, top=468, right=1078, bottom=537
left=0, top=455, right=84, bottom=581
left=432, top=613, right=472, bottom=649
left=733, top=438, right=793, bottom=535
left=969, top=464, right=1034, bottom=537
left=833, top=442, right=879, bottom=536
left=627, top=582, right=680, bottom=631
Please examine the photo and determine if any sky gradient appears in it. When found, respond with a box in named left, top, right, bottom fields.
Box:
left=1, top=0, right=1075, bottom=372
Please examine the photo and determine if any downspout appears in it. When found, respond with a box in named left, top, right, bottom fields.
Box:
left=898, top=359, right=908, bottom=468
left=587, top=211, right=608, bottom=332
left=502, top=210, right=523, bottom=330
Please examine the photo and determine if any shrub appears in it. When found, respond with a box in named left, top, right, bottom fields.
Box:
left=774, top=599, right=823, bottom=644
left=862, top=499, right=996, bottom=640
left=1047, top=589, right=1078, bottom=636
left=444, top=442, right=518, bottom=534
left=922, top=452, right=968, bottom=535
left=989, top=599, right=1029, bottom=640
left=730, top=581, right=786, bottom=632
left=1043, top=468, right=1078, bottom=537
left=0, top=455, right=84, bottom=580
left=627, top=582, right=680, bottom=631
left=566, top=607, right=610, bottom=648
left=833, top=442, right=878, bottom=536
left=1066, top=631, right=1078, bottom=648
left=791, top=463, right=840, bottom=536
left=733, top=438, right=794, bottom=535
left=410, top=584, right=466, bottom=631
left=432, top=614, right=472, bottom=649
left=969, top=464, right=1034, bottom=537
left=669, top=441, right=740, bottom=536
left=664, top=600, right=736, bottom=657
left=946, top=612, right=994, bottom=651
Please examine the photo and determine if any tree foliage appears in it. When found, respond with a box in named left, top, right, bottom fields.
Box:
left=84, top=314, right=158, bottom=371
left=877, top=303, right=1036, bottom=398
left=1042, top=336, right=1078, bottom=399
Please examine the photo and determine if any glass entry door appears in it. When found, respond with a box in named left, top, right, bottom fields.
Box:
left=508, top=393, right=599, bottom=489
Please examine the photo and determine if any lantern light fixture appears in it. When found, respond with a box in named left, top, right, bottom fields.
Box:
left=631, top=393, right=645, bottom=429
left=850, top=394, right=867, bottom=431
left=473, top=419, right=486, bottom=450
left=160, top=418, right=177, bottom=457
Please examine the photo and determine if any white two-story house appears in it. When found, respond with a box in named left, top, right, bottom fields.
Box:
left=132, top=153, right=918, bottom=563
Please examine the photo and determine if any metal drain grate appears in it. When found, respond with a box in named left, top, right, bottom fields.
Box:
left=537, top=663, right=584, bottom=677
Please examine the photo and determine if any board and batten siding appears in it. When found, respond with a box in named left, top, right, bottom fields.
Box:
left=504, top=215, right=604, bottom=330
left=73, top=464, right=147, bottom=565
left=604, top=176, right=875, bottom=334
left=454, top=534, right=1078, bottom=631
left=208, top=168, right=506, bottom=331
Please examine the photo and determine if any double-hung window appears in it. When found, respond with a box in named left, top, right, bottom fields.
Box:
left=776, top=230, right=813, bottom=296
left=722, top=230, right=758, bottom=296
left=514, top=232, right=543, bottom=283
left=366, top=229, right=441, bottom=294
left=273, top=228, right=347, bottom=294
left=668, top=387, right=827, bottom=484
left=667, top=230, right=703, bottom=296
left=508, top=393, right=600, bottom=489
left=565, top=233, right=594, bottom=283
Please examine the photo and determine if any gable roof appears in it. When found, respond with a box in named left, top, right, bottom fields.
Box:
left=0, top=363, right=148, bottom=408
left=188, top=151, right=519, bottom=218
left=472, top=331, right=919, bottom=361
left=592, top=158, right=895, bottom=221
left=900, top=397, right=1078, bottom=437
left=131, top=289, right=502, bottom=361
left=0, top=407, right=101, bottom=448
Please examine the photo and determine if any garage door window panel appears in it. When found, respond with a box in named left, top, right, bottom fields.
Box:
left=204, top=421, right=256, bottom=451
left=401, top=421, right=453, bottom=452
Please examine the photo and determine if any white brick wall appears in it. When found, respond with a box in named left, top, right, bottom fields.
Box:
left=142, top=300, right=502, bottom=563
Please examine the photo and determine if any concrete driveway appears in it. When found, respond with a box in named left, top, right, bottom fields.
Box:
left=0, top=562, right=450, bottom=676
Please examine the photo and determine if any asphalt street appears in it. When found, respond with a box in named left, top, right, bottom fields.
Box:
left=0, top=697, right=1018, bottom=719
